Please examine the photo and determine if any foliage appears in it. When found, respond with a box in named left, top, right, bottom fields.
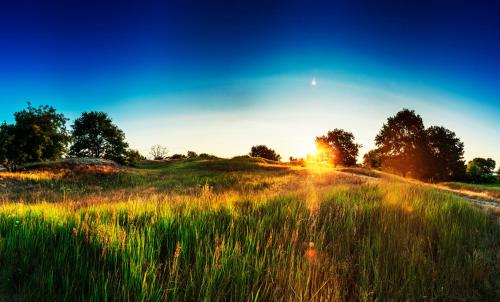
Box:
left=198, top=153, right=218, bottom=160
left=0, top=158, right=498, bottom=300
left=150, top=144, right=169, bottom=160
left=70, top=112, right=129, bottom=163
left=362, top=149, right=382, bottom=169
left=425, top=126, right=466, bottom=181
left=0, top=104, right=70, bottom=170
left=375, top=109, right=430, bottom=178
left=187, top=151, right=198, bottom=158
left=170, top=154, right=187, bottom=160
left=125, top=149, right=143, bottom=166
left=249, top=145, right=281, bottom=161
left=466, top=158, right=496, bottom=183
left=316, top=129, right=361, bottom=166
left=0, top=123, right=16, bottom=171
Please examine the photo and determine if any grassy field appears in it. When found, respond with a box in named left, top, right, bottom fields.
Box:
left=0, top=158, right=499, bottom=301
left=441, top=182, right=500, bottom=200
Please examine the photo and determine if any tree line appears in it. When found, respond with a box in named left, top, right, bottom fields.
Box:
left=1, top=104, right=498, bottom=183
left=255, top=109, right=498, bottom=183
left=0, top=104, right=140, bottom=171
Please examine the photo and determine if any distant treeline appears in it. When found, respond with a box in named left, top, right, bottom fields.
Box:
left=0, top=104, right=498, bottom=183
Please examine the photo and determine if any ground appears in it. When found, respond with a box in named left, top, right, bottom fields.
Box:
left=0, top=158, right=499, bottom=301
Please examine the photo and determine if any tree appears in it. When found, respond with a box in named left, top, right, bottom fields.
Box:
left=169, top=154, right=187, bottom=160
left=315, top=129, right=361, bottom=166
left=363, top=149, right=382, bottom=169
left=0, top=104, right=70, bottom=170
left=70, top=112, right=129, bottom=163
left=375, top=109, right=429, bottom=178
left=466, top=158, right=496, bottom=183
left=0, top=123, right=16, bottom=171
left=187, top=151, right=198, bottom=158
left=249, top=145, right=281, bottom=161
left=125, top=149, right=143, bottom=166
left=426, top=126, right=466, bottom=181
left=150, top=144, right=169, bottom=160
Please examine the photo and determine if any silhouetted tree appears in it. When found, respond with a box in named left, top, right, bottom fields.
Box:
left=187, top=151, right=198, bottom=158
left=0, top=104, right=70, bottom=170
left=70, top=112, right=129, bottom=163
left=150, top=144, right=169, bottom=160
left=375, top=109, right=429, bottom=178
left=466, top=158, right=496, bottom=183
left=198, top=153, right=218, bottom=160
left=363, top=149, right=382, bottom=169
left=169, top=154, right=187, bottom=160
left=250, top=145, right=281, bottom=161
left=0, top=123, right=16, bottom=171
left=426, top=126, right=466, bottom=181
left=316, top=129, right=361, bottom=166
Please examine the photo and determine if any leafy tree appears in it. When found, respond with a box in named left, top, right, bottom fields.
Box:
left=249, top=145, right=281, bottom=161
left=0, top=123, right=16, bottom=171
left=315, top=129, right=361, bottom=166
left=0, top=104, right=70, bottom=170
left=150, top=144, right=169, bottom=160
left=125, top=149, right=143, bottom=166
left=187, top=151, right=198, bottom=158
left=426, top=126, right=466, bottom=181
left=466, top=158, right=496, bottom=183
left=70, top=112, right=129, bottom=163
left=363, top=149, right=382, bottom=169
left=375, top=109, right=429, bottom=178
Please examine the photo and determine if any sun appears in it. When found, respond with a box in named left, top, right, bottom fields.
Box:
left=311, top=77, right=317, bottom=87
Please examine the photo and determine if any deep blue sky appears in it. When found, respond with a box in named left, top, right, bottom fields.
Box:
left=0, top=1, right=499, bottom=161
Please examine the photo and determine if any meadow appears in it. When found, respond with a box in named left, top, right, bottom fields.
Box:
left=0, top=158, right=499, bottom=301
left=441, top=182, right=500, bottom=200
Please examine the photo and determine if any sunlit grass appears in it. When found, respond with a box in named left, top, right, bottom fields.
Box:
left=0, top=159, right=498, bottom=301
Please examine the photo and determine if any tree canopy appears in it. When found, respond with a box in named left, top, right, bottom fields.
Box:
left=250, top=145, right=281, bottom=161
left=0, top=104, right=70, bottom=170
left=375, top=109, right=429, bottom=178
left=426, top=126, right=465, bottom=181
left=69, top=111, right=129, bottom=163
left=466, top=158, right=496, bottom=183
left=316, top=128, right=361, bottom=166
left=362, top=149, right=382, bottom=169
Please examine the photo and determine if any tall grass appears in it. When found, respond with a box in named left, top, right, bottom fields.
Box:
left=1, top=176, right=498, bottom=301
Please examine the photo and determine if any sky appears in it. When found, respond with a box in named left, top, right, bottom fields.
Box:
left=0, top=0, right=499, bottom=163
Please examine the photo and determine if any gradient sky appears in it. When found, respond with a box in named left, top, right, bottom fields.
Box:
left=0, top=1, right=499, bottom=163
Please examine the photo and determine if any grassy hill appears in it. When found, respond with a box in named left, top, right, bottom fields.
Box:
left=0, top=158, right=499, bottom=301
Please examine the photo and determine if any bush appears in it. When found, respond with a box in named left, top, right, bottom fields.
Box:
left=170, top=154, right=187, bottom=160
left=249, top=145, right=281, bottom=161
left=126, top=149, right=143, bottom=166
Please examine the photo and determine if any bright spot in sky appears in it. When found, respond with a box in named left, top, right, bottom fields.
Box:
left=311, top=78, right=317, bottom=86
